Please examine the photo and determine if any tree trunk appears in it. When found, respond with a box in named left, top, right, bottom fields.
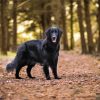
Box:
left=70, top=0, right=74, bottom=49
left=12, top=0, right=17, bottom=51
left=84, top=0, right=94, bottom=54
left=97, top=0, right=100, bottom=53
left=0, top=5, right=1, bottom=51
left=41, top=14, right=46, bottom=33
left=0, top=0, right=8, bottom=55
left=7, top=24, right=11, bottom=51
left=61, top=0, right=69, bottom=50
left=77, top=0, right=87, bottom=54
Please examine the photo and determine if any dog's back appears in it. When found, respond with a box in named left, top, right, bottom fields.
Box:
left=6, top=40, right=45, bottom=72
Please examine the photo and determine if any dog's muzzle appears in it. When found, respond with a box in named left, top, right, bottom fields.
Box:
left=51, top=34, right=57, bottom=43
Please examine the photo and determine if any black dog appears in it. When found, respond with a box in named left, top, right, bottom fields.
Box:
left=6, top=26, right=62, bottom=80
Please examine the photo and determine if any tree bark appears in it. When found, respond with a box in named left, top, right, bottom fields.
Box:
left=97, top=0, right=100, bottom=53
left=0, top=0, right=8, bottom=55
left=12, top=0, right=17, bottom=51
left=61, top=0, right=69, bottom=50
left=7, top=23, right=11, bottom=51
left=0, top=5, right=1, bottom=51
left=84, top=0, right=94, bottom=54
left=77, top=0, right=87, bottom=54
left=70, top=0, right=74, bottom=49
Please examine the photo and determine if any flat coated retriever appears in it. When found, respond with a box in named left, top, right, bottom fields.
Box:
left=6, top=26, right=62, bottom=80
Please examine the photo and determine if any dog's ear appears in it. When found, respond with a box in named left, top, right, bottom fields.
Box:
left=58, top=28, right=63, bottom=36
left=45, top=28, right=51, bottom=37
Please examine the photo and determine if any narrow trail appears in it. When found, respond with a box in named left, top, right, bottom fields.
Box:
left=0, top=51, right=100, bottom=100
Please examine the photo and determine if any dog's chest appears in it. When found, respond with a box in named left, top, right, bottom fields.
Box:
left=41, top=48, right=57, bottom=63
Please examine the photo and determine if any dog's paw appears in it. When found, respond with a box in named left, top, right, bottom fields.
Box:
left=16, top=77, right=23, bottom=79
left=55, top=77, right=61, bottom=80
left=46, top=77, right=51, bottom=80
left=29, top=76, right=36, bottom=79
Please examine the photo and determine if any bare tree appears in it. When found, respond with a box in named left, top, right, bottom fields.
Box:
left=12, top=0, right=17, bottom=51
left=77, top=0, right=87, bottom=53
left=70, top=0, right=74, bottom=49
left=0, top=4, right=1, bottom=51
left=0, top=0, right=8, bottom=55
left=84, top=0, right=94, bottom=54
left=60, top=0, right=69, bottom=50
left=97, top=0, right=100, bottom=53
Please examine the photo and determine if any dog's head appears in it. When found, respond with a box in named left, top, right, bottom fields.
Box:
left=45, top=26, right=62, bottom=44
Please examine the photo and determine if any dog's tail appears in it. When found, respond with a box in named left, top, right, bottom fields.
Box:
left=6, top=43, right=27, bottom=72
left=6, top=63, right=15, bottom=72
left=6, top=58, right=18, bottom=72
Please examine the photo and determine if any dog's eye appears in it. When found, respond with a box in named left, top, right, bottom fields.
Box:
left=55, top=30, right=57, bottom=33
left=51, top=30, right=54, bottom=33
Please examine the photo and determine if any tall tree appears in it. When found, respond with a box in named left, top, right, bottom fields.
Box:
left=12, top=0, right=17, bottom=50
left=84, top=0, right=94, bottom=54
left=7, top=19, right=10, bottom=51
left=77, top=0, right=87, bottom=53
left=60, top=0, right=69, bottom=50
left=0, top=0, right=8, bottom=55
left=97, top=0, right=100, bottom=53
left=0, top=4, right=1, bottom=51
left=70, top=0, right=74, bottom=49
left=51, top=0, right=61, bottom=25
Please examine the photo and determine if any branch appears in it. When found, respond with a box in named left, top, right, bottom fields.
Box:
left=17, top=0, right=30, bottom=9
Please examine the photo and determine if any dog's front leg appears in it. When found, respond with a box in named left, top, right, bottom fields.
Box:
left=15, top=65, right=23, bottom=79
left=43, top=66, right=51, bottom=80
left=51, top=66, right=61, bottom=79
left=51, top=58, right=61, bottom=80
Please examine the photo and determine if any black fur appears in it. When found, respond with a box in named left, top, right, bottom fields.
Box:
left=6, top=27, right=62, bottom=80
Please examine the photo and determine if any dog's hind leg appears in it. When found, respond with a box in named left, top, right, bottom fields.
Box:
left=43, top=66, right=51, bottom=80
left=27, top=64, right=35, bottom=78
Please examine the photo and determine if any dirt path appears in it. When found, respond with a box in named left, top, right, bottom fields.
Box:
left=0, top=51, right=100, bottom=100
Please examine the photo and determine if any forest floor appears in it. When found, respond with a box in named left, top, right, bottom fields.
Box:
left=0, top=51, right=100, bottom=100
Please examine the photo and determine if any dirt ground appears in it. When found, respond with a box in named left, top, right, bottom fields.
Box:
left=0, top=51, right=100, bottom=100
